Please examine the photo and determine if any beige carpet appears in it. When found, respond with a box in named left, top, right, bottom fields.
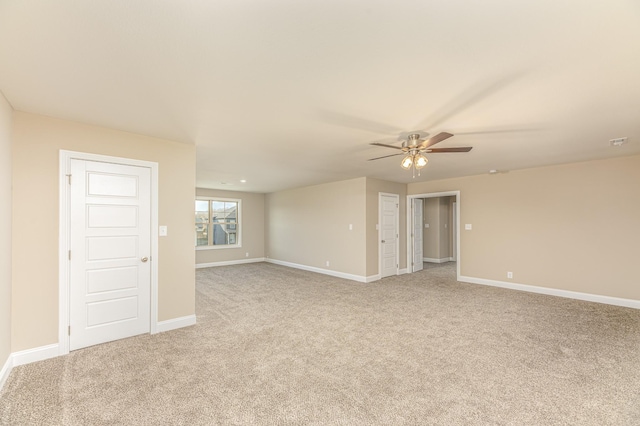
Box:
left=1, top=262, right=639, bottom=425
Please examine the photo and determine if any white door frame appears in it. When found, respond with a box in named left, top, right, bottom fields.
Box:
left=58, top=150, right=159, bottom=355
left=378, top=192, right=400, bottom=278
left=452, top=202, right=457, bottom=262
left=406, top=191, right=461, bottom=280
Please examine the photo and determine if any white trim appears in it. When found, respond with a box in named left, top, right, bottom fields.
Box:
left=407, top=191, right=461, bottom=281
left=150, top=160, right=159, bottom=335
left=423, top=257, right=454, bottom=263
left=0, top=355, right=12, bottom=391
left=156, top=315, right=197, bottom=333
left=196, top=257, right=265, bottom=269
left=365, top=274, right=381, bottom=283
left=195, top=244, right=242, bottom=251
left=266, top=259, right=367, bottom=283
left=12, top=344, right=60, bottom=367
left=459, top=275, right=640, bottom=310
left=366, top=268, right=408, bottom=282
left=59, top=150, right=160, bottom=351
left=378, top=192, right=400, bottom=278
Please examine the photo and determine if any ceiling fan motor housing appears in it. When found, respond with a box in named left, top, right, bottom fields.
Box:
left=405, top=133, right=422, bottom=148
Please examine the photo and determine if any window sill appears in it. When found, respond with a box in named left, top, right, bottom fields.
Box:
left=195, top=244, right=242, bottom=251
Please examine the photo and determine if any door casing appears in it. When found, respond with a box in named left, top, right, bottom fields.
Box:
left=59, top=150, right=159, bottom=356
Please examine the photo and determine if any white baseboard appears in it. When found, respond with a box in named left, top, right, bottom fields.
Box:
left=459, top=275, right=640, bottom=310
left=423, top=257, right=454, bottom=263
left=399, top=268, right=408, bottom=275
left=11, top=343, right=60, bottom=367
left=196, top=257, right=265, bottom=269
left=266, top=259, right=368, bottom=283
left=156, top=314, right=197, bottom=333
left=365, top=274, right=381, bottom=283
left=0, top=354, right=12, bottom=392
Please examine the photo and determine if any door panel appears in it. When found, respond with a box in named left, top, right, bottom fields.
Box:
left=86, top=266, right=138, bottom=293
left=381, top=195, right=399, bottom=278
left=87, top=205, right=138, bottom=228
left=70, top=159, right=151, bottom=351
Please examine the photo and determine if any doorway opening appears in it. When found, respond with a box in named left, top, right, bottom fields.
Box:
left=406, top=191, right=461, bottom=280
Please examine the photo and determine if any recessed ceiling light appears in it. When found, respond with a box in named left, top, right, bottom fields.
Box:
left=610, top=137, right=627, bottom=147
left=240, top=179, right=247, bottom=183
left=489, top=169, right=499, bottom=174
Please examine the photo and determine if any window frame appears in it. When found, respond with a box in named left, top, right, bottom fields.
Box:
left=195, top=196, right=242, bottom=250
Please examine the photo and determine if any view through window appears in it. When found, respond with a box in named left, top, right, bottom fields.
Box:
left=195, top=198, right=240, bottom=247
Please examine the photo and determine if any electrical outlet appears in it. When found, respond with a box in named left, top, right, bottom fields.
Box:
left=245, top=252, right=249, bottom=258
left=507, top=272, right=513, bottom=279
left=425, top=223, right=429, bottom=228
left=326, top=261, right=330, bottom=267
left=349, top=224, right=353, bottom=230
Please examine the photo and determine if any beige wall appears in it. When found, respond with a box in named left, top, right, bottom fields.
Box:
left=438, top=197, right=452, bottom=259
left=195, top=188, right=265, bottom=265
left=365, top=178, right=407, bottom=276
left=265, top=178, right=367, bottom=277
left=11, top=112, right=196, bottom=352
left=409, top=155, right=640, bottom=300
left=423, top=198, right=440, bottom=259
left=0, top=93, right=12, bottom=368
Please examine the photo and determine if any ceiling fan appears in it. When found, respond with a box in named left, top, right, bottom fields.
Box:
left=368, top=132, right=472, bottom=177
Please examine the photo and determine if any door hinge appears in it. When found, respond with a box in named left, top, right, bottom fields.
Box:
left=68, top=326, right=71, bottom=336
left=396, top=204, right=399, bottom=208
left=66, top=174, right=72, bottom=185
left=68, top=250, right=71, bottom=260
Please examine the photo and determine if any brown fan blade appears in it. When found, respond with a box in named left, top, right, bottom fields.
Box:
left=427, top=147, right=473, bottom=153
left=420, top=132, right=454, bottom=149
left=368, top=153, right=404, bottom=161
left=370, top=142, right=403, bottom=150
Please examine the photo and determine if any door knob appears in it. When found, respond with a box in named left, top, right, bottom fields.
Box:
left=381, top=240, right=386, bottom=243
left=141, top=257, right=149, bottom=263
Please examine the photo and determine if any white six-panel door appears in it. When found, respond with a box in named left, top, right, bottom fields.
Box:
left=69, top=159, right=151, bottom=350
left=380, top=194, right=399, bottom=278
left=412, top=199, right=424, bottom=272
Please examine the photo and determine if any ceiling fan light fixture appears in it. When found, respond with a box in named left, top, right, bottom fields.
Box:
left=401, top=155, right=413, bottom=170
left=415, top=153, right=428, bottom=169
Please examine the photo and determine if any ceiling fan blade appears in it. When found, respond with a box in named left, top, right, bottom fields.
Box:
left=427, top=147, right=473, bottom=153
left=368, top=153, right=404, bottom=161
left=370, top=142, right=403, bottom=150
left=420, top=132, right=454, bottom=149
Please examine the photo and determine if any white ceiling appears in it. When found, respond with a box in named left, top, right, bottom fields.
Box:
left=1, top=0, right=639, bottom=193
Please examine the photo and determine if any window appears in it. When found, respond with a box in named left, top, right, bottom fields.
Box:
left=195, top=197, right=241, bottom=249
